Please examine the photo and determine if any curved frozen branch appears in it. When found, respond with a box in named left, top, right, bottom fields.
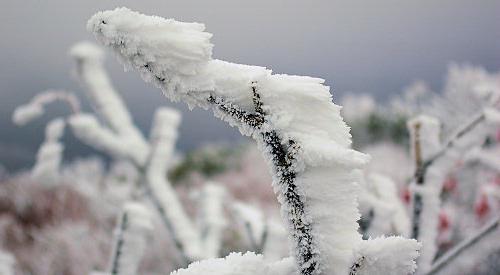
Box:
left=12, top=90, right=80, bottom=126
left=88, top=8, right=420, bottom=275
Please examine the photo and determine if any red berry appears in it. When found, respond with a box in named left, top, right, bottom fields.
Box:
left=475, top=194, right=490, bottom=218
left=402, top=188, right=411, bottom=204
left=443, top=177, right=457, bottom=192
left=438, top=211, right=450, bottom=231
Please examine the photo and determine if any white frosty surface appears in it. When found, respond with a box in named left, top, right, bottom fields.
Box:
left=170, top=252, right=295, bottom=275
left=353, top=237, right=420, bottom=275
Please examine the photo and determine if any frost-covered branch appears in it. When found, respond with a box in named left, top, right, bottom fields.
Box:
left=197, top=182, right=227, bottom=258
left=425, top=217, right=500, bottom=275
left=109, top=202, right=153, bottom=275
left=70, top=42, right=148, bottom=157
left=12, top=90, right=76, bottom=184
left=144, top=108, right=203, bottom=264
left=231, top=202, right=269, bottom=254
left=407, top=116, right=450, bottom=273
left=88, top=8, right=420, bottom=275
left=31, top=118, right=65, bottom=184
left=12, top=90, right=80, bottom=126
left=358, top=173, right=410, bottom=237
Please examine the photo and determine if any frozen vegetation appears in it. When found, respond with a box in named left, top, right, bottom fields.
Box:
left=0, top=6, right=499, bottom=275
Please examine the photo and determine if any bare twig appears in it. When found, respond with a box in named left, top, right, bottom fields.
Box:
left=425, top=217, right=499, bottom=275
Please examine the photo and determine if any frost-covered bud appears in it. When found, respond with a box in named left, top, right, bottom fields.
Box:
left=12, top=103, right=44, bottom=125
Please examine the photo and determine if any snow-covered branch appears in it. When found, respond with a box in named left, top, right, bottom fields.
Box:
left=197, top=182, right=227, bottom=259
left=70, top=42, right=148, bottom=157
left=12, top=90, right=80, bottom=126
left=425, top=216, right=500, bottom=275
left=31, top=118, right=65, bottom=184
left=88, top=8, right=421, bottom=274
left=358, top=173, right=410, bottom=237
left=144, top=108, right=203, bottom=264
left=109, top=202, right=153, bottom=275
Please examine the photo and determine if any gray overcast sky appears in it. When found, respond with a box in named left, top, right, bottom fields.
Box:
left=1, top=0, right=499, bottom=170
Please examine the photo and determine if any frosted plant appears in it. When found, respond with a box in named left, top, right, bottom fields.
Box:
left=358, top=173, right=410, bottom=238
left=170, top=253, right=296, bottom=275
left=108, top=202, right=153, bottom=275
left=230, top=201, right=288, bottom=260
left=70, top=42, right=229, bottom=264
left=12, top=90, right=81, bottom=184
left=69, top=42, right=149, bottom=165
left=13, top=41, right=229, bottom=266
left=230, top=202, right=269, bottom=254
left=407, top=116, right=448, bottom=274
left=88, top=8, right=420, bottom=275
left=407, top=110, right=500, bottom=274
left=424, top=217, right=500, bottom=275
left=145, top=108, right=229, bottom=263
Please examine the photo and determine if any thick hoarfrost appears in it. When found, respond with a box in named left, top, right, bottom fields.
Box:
left=170, top=252, right=295, bottom=275
left=88, top=8, right=420, bottom=275
left=353, top=237, right=420, bottom=275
